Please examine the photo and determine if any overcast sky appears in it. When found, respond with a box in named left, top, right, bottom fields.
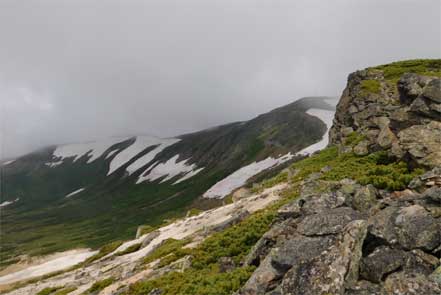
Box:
left=1, top=0, right=440, bottom=159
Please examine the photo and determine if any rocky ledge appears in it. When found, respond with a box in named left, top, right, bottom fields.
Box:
left=238, top=168, right=441, bottom=295
left=329, top=69, right=441, bottom=168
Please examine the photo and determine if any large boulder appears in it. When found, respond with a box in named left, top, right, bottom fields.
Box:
left=368, top=204, right=440, bottom=251
left=280, top=220, right=367, bottom=295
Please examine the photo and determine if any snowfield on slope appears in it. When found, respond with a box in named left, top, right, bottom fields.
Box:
left=137, top=154, right=204, bottom=184
left=46, top=137, right=129, bottom=167
left=203, top=107, right=336, bottom=199
left=107, top=136, right=180, bottom=175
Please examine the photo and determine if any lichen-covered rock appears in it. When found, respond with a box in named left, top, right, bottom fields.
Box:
left=296, top=207, right=364, bottom=236
left=329, top=69, right=441, bottom=168
left=280, top=220, right=367, bottom=295
left=352, top=184, right=378, bottom=213
left=360, top=246, right=407, bottom=283
left=383, top=271, right=441, bottom=295
left=368, top=204, right=440, bottom=251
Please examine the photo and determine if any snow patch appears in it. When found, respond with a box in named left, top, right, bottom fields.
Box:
left=0, top=198, right=19, bottom=208
left=46, top=137, right=129, bottom=167
left=174, top=167, right=205, bottom=184
left=107, top=136, right=180, bottom=175
left=137, top=155, right=203, bottom=184
left=295, top=108, right=335, bottom=156
left=65, top=188, right=85, bottom=198
left=203, top=153, right=293, bottom=199
left=2, top=160, right=15, bottom=166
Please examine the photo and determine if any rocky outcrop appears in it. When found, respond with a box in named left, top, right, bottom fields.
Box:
left=329, top=70, right=441, bottom=168
left=239, top=167, right=441, bottom=295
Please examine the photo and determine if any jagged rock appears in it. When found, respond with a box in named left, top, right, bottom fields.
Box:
left=398, top=73, right=428, bottom=103
left=352, top=184, right=378, bottom=212
left=353, top=140, right=369, bottom=156
left=397, top=121, right=441, bottom=167
left=360, top=246, right=407, bottom=283
left=422, top=78, right=441, bottom=103
left=377, top=125, right=397, bottom=149
left=280, top=220, right=367, bottom=295
left=405, top=249, right=440, bottom=275
left=218, top=257, right=236, bottom=273
left=369, top=204, right=440, bottom=251
left=297, top=207, right=364, bottom=236
left=244, top=219, right=296, bottom=267
left=394, top=205, right=440, bottom=251
left=240, top=235, right=335, bottom=295
left=383, top=271, right=441, bottom=295
left=421, top=186, right=441, bottom=203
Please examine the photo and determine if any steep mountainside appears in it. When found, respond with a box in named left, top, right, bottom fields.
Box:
left=2, top=60, right=439, bottom=295
left=0, top=97, right=335, bottom=267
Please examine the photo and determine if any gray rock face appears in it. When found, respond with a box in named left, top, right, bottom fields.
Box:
left=329, top=70, right=441, bottom=168
left=296, top=207, right=364, bottom=236
left=368, top=204, right=440, bottom=251
left=383, top=271, right=441, bottom=295
left=360, top=246, right=408, bottom=283
left=240, top=170, right=441, bottom=295
left=280, top=220, right=367, bottom=295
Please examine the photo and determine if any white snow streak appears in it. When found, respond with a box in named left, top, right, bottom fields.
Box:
left=295, top=109, right=335, bottom=156
left=65, top=188, right=85, bottom=198
left=125, top=139, right=180, bottom=175
left=203, top=153, right=293, bottom=199
left=107, top=136, right=179, bottom=176
left=173, top=167, right=205, bottom=184
left=2, top=160, right=15, bottom=166
left=137, top=155, right=202, bottom=184
left=0, top=198, right=19, bottom=208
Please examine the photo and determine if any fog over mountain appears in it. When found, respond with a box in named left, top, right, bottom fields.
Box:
left=1, top=0, right=440, bottom=159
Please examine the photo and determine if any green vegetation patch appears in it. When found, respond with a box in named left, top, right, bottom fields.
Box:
left=36, top=286, right=63, bottom=295
left=128, top=207, right=279, bottom=295
left=372, top=59, right=441, bottom=81
left=53, top=287, right=77, bottom=295
left=143, top=238, right=190, bottom=266
left=84, top=240, right=123, bottom=264
left=343, top=132, right=366, bottom=147
left=360, top=79, right=381, bottom=95
left=115, top=243, right=142, bottom=256
left=127, top=265, right=255, bottom=295
left=82, top=277, right=114, bottom=294
left=291, top=146, right=424, bottom=191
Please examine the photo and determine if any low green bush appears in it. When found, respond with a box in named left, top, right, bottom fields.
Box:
left=82, top=277, right=114, bottom=294
left=36, top=287, right=63, bottom=295
left=115, top=243, right=142, bottom=256
left=84, top=240, right=123, bottom=264
left=372, top=59, right=441, bottom=81
left=360, top=79, right=381, bottom=95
